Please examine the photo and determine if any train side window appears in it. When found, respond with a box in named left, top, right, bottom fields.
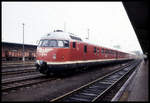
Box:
left=105, top=49, right=107, bottom=54
left=107, top=50, right=109, bottom=54
left=84, top=45, right=87, bottom=53
left=94, top=47, right=96, bottom=53
left=97, top=48, right=99, bottom=53
left=108, top=50, right=110, bottom=54
left=73, top=42, right=76, bottom=48
left=101, top=48, right=104, bottom=54
left=64, top=40, right=69, bottom=47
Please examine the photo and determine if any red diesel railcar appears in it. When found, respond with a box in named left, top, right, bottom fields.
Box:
left=35, top=30, right=135, bottom=74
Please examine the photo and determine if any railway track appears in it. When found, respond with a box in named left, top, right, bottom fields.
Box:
left=2, top=73, right=56, bottom=92
left=50, top=59, right=141, bottom=102
left=2, top=67, right=37, bottom=75
left=2, top=61, right=35, bottom=64
left=1, top=61, right=130, bottom=93
left=2, top=64, right=34, bottom=69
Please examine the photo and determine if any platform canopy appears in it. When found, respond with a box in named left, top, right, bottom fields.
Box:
left=123, top=1, right=149, bottom=57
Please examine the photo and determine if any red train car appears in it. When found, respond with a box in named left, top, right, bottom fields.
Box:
left=2, top=42, right=37, bottom=61
left=35, top=30, right=135, bottom=74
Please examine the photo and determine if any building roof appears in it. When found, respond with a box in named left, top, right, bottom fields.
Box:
left=2, top=41, right=37, bottom=47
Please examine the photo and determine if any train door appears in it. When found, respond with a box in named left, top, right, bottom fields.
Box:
left=71, top=42, right=77, bottom=61
left=101, top=48, right=104, bottom=59
left=76, top=42, right=81, bottom=61
left=116, top=51, right=118, bottom=59
left=83, top=45, right=87, bottom=60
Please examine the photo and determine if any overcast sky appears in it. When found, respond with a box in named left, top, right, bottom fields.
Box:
left=2, top=2, right=143, bottom=53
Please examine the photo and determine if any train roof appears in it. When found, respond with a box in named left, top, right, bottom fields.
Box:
left=41, top=30, right=82, bottom=42
left=83, top=40, right=125, bottom=53
left=40, top=30, right=132, bottom=55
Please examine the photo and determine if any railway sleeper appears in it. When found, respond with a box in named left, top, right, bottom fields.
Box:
left=80, top=92, right=97, bottom=96
left=50, top=60, right=140, bottom=102
left=103, top=78, right=120, bottom=82
left=70, top=94, right=94, bottom=100
left=67, top=97, right=90, bottom=102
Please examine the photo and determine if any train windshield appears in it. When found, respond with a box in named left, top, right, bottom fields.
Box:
left=38, top=39, right=69, bottom=48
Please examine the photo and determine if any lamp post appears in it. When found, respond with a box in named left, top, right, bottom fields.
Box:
left=86, top=28, right=90, bottom=40
left=88, top=28, right=89, bottom=40
left=22, top=23, right=25, bottom=63
left=64, top=22, right=66, bottom=32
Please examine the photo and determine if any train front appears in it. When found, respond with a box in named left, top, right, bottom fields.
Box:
left=35, top=31, right=70, bottom=74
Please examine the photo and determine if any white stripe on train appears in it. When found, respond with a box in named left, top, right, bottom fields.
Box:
left=42, top=58, right=130, bottom=65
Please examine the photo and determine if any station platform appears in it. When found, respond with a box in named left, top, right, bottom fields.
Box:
left=119, top=59, right=149, bottom=101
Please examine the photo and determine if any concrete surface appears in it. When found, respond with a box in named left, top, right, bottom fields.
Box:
left=119, top=59, right=149, bottom=101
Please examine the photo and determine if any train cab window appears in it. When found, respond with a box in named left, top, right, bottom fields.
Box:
left=38, top=40, right=43, bottom=47
left=64, top=40, right=69, bottom=47
left=41, top=40, right=49, bottom=47
left=84, top=45, right=87, bottom=53
left=39, top=39, right=69, bottom=48
left=49, top=40, right=57, bottom=47
left=39, top=39, right=57, bottom=47
left=73, top=42, right=76, bottom=48
left=57, top=40, right=64, bottom=47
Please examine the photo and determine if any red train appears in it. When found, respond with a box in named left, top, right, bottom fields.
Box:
left=35, top=30, right=135, bottom=74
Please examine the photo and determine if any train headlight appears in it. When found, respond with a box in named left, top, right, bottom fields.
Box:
left=36, top=60, right=44, bottom=65
left=39, top=60, right=43, bottom=65
left=53, top=54, right=56, bottom=59
left=36, top=60, right=40, bottom=64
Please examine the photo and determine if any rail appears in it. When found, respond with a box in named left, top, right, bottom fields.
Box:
left=50, top=60, right=141, bottom=102
left=1, top=74, right=55, bottom=92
